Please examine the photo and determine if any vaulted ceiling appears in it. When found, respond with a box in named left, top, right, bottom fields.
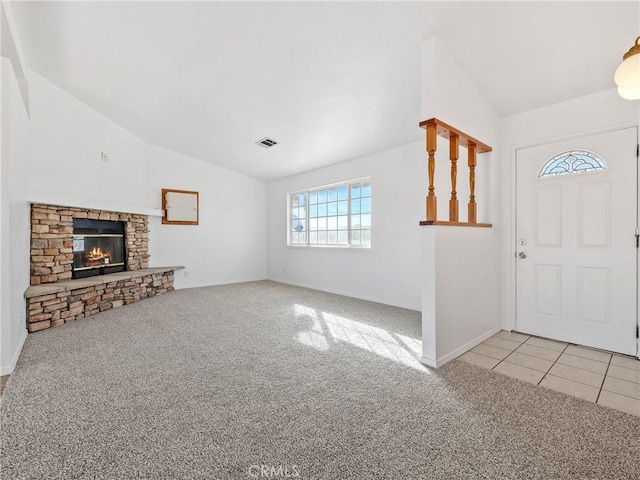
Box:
left=9, top=1, right=638, bottom=180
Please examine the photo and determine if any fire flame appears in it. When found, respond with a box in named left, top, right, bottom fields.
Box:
left=87, top=247, right=111, bottom=265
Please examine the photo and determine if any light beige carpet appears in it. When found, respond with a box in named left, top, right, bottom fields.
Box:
left=2, top=281, right=638, bottom=479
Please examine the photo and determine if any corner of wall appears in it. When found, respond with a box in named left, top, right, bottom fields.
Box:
left=0, top=327, right=26, bottom=375
left=1, top=48, right=31, bottom=377
left=422, top=35, right=499, bottom=146
left=1, top=1, right=30, bottom=115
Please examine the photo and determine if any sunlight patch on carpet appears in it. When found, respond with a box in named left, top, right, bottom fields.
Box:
left=295, top=304, right=427, bottom=371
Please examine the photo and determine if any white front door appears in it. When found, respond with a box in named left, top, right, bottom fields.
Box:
left=516, top=127, right=638, bottom=356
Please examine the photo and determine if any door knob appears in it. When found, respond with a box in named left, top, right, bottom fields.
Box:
left=518, top=252, right=527, bottom=259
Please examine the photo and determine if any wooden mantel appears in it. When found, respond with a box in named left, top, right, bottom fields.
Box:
left=418, top=118, right=492, bottom=227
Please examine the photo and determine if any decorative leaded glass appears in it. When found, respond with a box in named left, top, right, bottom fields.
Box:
left=538, top=150, right=607, bottom=178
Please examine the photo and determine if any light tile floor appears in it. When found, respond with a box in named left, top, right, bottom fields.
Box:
left=459, top=331, right=640, bottom=417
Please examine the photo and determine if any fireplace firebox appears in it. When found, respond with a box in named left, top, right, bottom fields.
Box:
left=72, top=219, right=126, bottom=279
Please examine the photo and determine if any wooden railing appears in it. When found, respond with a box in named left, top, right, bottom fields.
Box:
left=419, top=118, right=492, bottom=227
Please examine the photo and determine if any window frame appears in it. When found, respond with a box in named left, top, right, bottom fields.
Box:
left=287, top=177, right=372, bottom=249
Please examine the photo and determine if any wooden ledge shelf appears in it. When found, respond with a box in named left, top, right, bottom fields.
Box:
left=419, top=118, right=492, bottom=154
left=25, top=266, right=185, bottom=299
left=419, top=221, right=492, bottom=228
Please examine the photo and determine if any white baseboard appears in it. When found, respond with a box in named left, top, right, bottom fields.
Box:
left=420, top=325, right=502, bottom=369
left=0, top=327, right=27, bottom=376
left=173, top=276, right=269, bottom=290
left=268, top=277, right=421, bottom=312
left=419, top=356, right=438, bottom=368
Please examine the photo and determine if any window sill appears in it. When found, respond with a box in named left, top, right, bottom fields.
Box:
left=286, top=244, right=372, bottom=251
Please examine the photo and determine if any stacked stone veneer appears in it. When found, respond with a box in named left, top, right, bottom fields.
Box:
left=26, top=269, right=175, bottom=332
left=27, top=203, right=177, bottom=333
left=30, top=203, right=149, bottom=285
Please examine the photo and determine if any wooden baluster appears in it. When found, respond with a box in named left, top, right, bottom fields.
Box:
left=468, top=143, right=477, bottom=224
left=449, top=134, right=459, bottom=222
left=419, top=118, right=492, bottom=227
left=426, top=123, right=437, bottom=222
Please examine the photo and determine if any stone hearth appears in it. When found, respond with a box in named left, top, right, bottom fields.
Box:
left=25, top=268, right=178, bottom=332
left=27, top=203, right=180, bottom=332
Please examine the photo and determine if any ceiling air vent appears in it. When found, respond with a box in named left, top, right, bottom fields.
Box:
left=256, top=137, right=278, bottom=148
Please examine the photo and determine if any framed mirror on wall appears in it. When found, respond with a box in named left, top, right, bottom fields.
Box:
left=162, top=188, right=199, bottom=225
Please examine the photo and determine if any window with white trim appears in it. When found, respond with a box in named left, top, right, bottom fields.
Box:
left=289, top=179, right=371, bottom=247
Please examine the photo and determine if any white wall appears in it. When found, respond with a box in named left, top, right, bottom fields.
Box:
left=267, top=37, right=503, bottom=316
left=28, top=71, right=148, bottom=206
left=0, top=66, right=269, bottom=373
left=499, top=89, right=639, bottom=332
left=26, top=70, right=268, bottom=291
left=267, top=140, right=425, bottom=311
left=1, top=1, right=29, bottom=113
left=418, top=36, right=502, bottom=366
left=1, top=57, right=30, bottom=374
left=146, top=144, right=268, bottom=289
left=422, top=37, right=499, bottom=150
left=421, top=226, right=501, bottom=367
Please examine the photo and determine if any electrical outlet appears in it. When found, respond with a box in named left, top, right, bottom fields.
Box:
left=101, top=152, right=109, bottom=162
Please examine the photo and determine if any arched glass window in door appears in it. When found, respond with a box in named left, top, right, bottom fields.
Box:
left=538, top=150, right=607, bottom=178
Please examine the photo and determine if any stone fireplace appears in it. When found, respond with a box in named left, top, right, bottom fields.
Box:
left=30, top=204, right=149, bottom=285
left=72, top=218, right=126, bottom=279
left=26, top=204, right=180, bottom=333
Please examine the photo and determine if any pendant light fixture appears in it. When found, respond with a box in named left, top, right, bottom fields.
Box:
left=615, top=36, right=640, bottom=100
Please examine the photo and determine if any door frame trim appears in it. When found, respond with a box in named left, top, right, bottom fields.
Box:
left=507, top=122, right=640, bottom=357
